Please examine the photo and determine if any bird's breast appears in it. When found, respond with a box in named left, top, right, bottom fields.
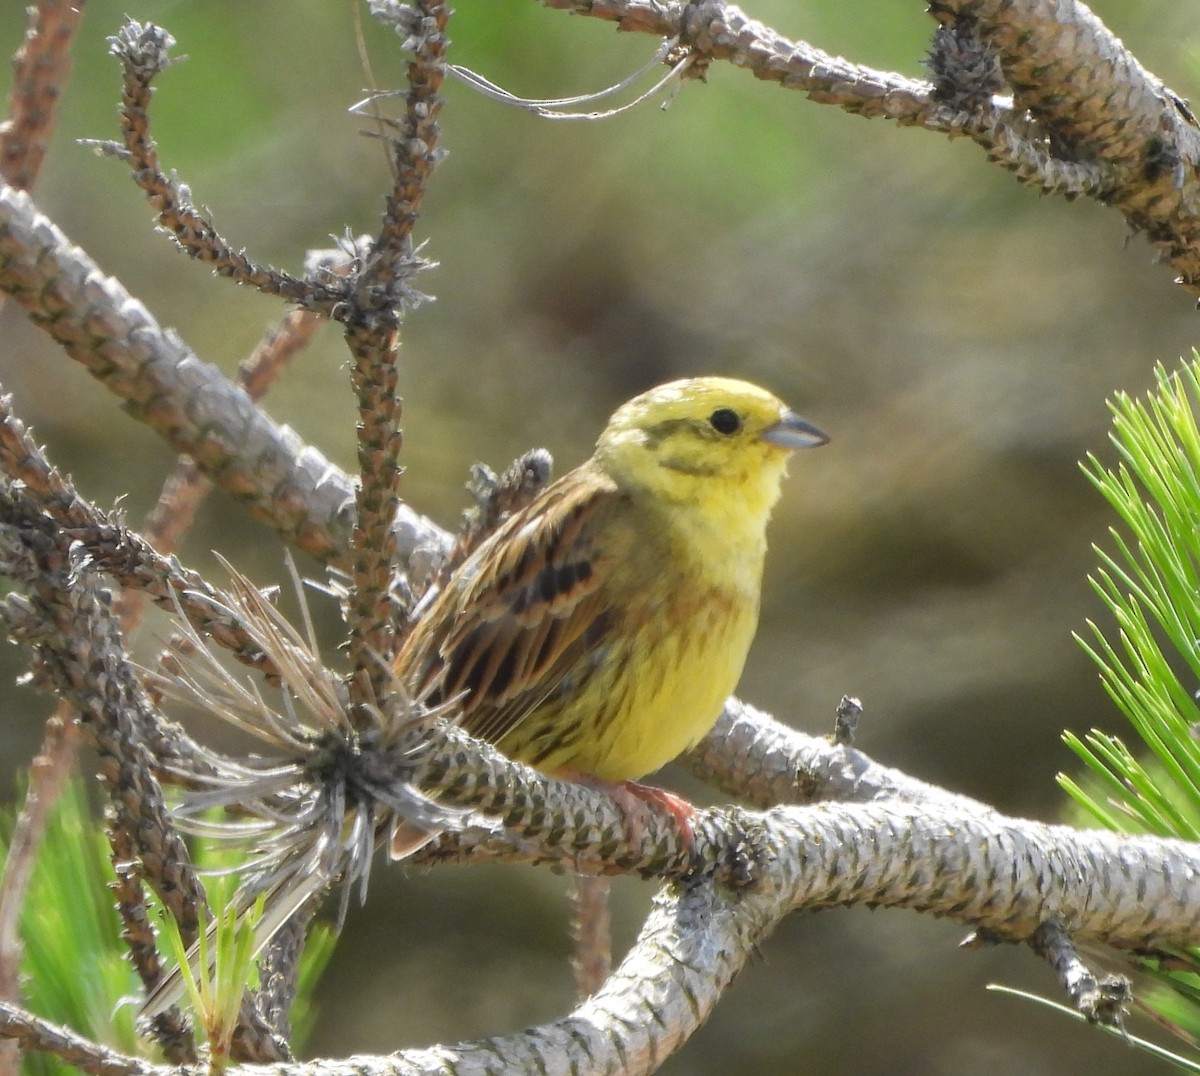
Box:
left=531, top=519, right=764, bottom=782
left=581, top=584, right=759, bottom=780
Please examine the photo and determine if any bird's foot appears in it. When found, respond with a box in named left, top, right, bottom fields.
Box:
left=564, top=771, right=697, bottom=850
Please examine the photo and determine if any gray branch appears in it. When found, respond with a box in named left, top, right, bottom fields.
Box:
left=540, top=0, right=1200, bottom=290
left=4, top=797, right=1199, bottom=1074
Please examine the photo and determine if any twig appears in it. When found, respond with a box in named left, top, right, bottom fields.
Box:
left=0, top=0, right=85, bottom=192
left=254, top=909, right=316, bottom=1045
left=1028, top=919, right=1131, bottom=1026
left=684, top=697, right=1001, bottom=816
left=0, top=392, right=289, bottom=685
left=569, top=875, right=612, bottom=999
left=102, top=22, right=347, bottom=313
left=105, top=811, right=196, bottom=1064
left=0, top=497, right=205, bottom=937
left=0, top=1001, right=158, bottom=1076
left=342, top=0, right=449, bottom=705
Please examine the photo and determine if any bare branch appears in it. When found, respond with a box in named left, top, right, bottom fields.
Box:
left=10, top=796, right=1199, bottom=1075
left=0, top=0, right=85, bottom=193
left=535, top=0, right=1200, bottom=288
left=533, top=0, right=1107, bottom=196
left=0, top=1001, right=158, bottom=1076
left=569, top=875, right=612, bottom=999
left=1028, top=919, right=1132, bottom=1026
left=685, top=697, right=1001, bottom=815
left=935, top=0, right=1200, bottom=287
left=101, top=21, right=347, bottom=313
left=342, top=0, right=449, bottom=701
left=0, top=391, right=300, bottom=686
left=300, top=805, right=1200, bottom=1072
left=0, top=485, right=291, bottom=1062
left=0, top=494, right=205, bottom=934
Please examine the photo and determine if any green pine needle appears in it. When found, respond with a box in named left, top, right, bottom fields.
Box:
left=158, top=880, right=266, bottom=1072
left=1065, top=354, right=1200, bottom=1055
left=0, top=783, right=143, bottom=1076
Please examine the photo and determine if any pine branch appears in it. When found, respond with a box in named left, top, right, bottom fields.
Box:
left=539, top=0, right=1200, bottom=289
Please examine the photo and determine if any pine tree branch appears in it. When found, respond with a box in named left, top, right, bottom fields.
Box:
left=537, top=0, right=1200, bottom=289
left=0, top=0, right=84, bottom=194
left=6, top=795, right=1200, bottom=1075
left=0, top=184, right=445, bottom=567
left=341, top=0, right=447, bottom=703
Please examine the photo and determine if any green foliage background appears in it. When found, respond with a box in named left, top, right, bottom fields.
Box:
left=2, top=1, right=1200, bottom=1072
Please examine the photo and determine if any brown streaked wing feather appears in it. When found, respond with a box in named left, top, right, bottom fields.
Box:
left=395, top=464, right=628, bottom=749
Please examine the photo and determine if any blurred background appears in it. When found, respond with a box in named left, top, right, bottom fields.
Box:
left=2, top=1, right=1199, bottom=1072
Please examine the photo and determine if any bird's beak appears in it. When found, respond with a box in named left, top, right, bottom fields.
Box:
left=761, top=410, right=829, bottom=450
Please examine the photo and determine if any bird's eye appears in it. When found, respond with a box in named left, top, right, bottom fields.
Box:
left=709, top=408, right=742, bottom=435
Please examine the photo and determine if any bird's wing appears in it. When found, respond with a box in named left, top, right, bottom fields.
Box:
left=396, top=465, right=629, bottom=749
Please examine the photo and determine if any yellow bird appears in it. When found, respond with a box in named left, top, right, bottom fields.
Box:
left=393, top=377, right=827, bottom=844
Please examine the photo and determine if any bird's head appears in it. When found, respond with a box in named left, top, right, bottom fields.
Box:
left=593, top=377, right=828, bottom=518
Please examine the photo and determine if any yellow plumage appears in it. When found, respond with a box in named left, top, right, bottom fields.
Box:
left=394, top=377, right=827, bottom=788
